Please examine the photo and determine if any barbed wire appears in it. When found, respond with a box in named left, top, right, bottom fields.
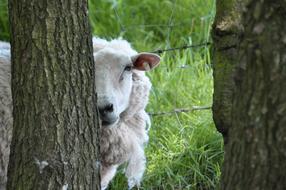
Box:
left=150, top=42, right=211, bottom=54
left=110, top=2, right=212, bottom=54
left=148, top=106, right=212, bottom=117
left=124, top=21, right=193, bottom=29
left=0, top=2, right=213, bottom=118
left=111, top=3, right=212, bottom=117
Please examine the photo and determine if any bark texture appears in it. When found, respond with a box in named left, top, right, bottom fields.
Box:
left=213, top=0, right=286, bottom=189
left=7, top=0, right=100, bottom=189
left=211, top=0, right=244, bottom=142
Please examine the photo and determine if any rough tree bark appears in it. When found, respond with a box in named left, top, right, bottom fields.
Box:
left=7, top=0, right=100, bottom=189
left=211, top=0, right=244, bottom=142
left=212, top=0, right=286, bottom=189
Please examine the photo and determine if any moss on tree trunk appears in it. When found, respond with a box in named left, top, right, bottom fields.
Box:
left=213, top=0, right=286, bottom=189
left=7, top=0, right=101, bottom=189
left=211, top=0, right=244, bottom=142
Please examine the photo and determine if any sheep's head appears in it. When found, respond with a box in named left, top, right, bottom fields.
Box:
left=94, top=48, right=160, bottom=127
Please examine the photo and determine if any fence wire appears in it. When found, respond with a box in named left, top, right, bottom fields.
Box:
left=148, top=106, right=212, bottom=117
left=150, top=42, right=211, bottom=54
left=111, top=3, right=212, bottom=53
left=0, top=1, right=213, bottom=118
left=110, top=2, right=212, bottom=118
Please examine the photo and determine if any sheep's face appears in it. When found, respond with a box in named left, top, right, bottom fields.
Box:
left=94, top=48, right=160, bottom=127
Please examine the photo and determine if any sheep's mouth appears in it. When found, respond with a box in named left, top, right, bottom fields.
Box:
left=98, top=109, right=119, bottom=127
left=102, top=120, right=113, bottom=126
left=100, top=117, right=119, bottom=127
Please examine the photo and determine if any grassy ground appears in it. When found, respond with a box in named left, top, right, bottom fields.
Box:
left=90, top=1, right=223, bottom=189
left=0, top=0, right=223, bottom=189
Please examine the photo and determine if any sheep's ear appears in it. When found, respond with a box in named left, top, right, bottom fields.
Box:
left=131, top=53, right=160, bottom=71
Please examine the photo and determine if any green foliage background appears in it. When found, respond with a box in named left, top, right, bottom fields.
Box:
left=0, top=0, right=223, bottom=189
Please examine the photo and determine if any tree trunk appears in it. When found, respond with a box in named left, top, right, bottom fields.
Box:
left=211, top=0, right=244, bottom=143
left=213, top=0, right=286, bottom=189
left=7, top=0, right=101, bottom=189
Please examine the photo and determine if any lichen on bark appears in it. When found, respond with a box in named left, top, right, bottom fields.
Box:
left=213, top=0, right=286, bottom=189
left=211, top=0, right=244, bottom=142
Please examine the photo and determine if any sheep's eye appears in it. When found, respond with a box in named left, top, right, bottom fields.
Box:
left=124, top=65, right=132, bottom=72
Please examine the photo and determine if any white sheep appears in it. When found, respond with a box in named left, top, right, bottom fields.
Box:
left=0, top=41, right=12, bottom=190
left=0, top=38, right=160, bottom=189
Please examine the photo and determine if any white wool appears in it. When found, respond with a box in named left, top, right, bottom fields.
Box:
left=93, top=37, right=137, bottom=56
left=94, top=37, right=152, bottom=189
left=0, top=42, right=11, bottom=190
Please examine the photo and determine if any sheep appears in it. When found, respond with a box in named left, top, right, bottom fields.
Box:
left=0, top=41, right=12, bottom=190
left=0, top=38, right=160, bottom=190
left=93, top=37, right=160, bottom=189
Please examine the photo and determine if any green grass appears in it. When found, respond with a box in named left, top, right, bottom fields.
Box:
left=0, top=0, right=9, bottom=41
left=89, top=1, right=222, bottom=189
left=0, top=0, right=223, bottom=189
left=109, top=51, right=223, bottom=189
left=88, top=0, right=215, bottom=51
left=145, top=51, right=222, bottom=190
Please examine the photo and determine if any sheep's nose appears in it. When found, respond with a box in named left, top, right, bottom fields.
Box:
left=99, top=104, right=114, bottom=116
left=98, top=104, right=118, bottom=125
